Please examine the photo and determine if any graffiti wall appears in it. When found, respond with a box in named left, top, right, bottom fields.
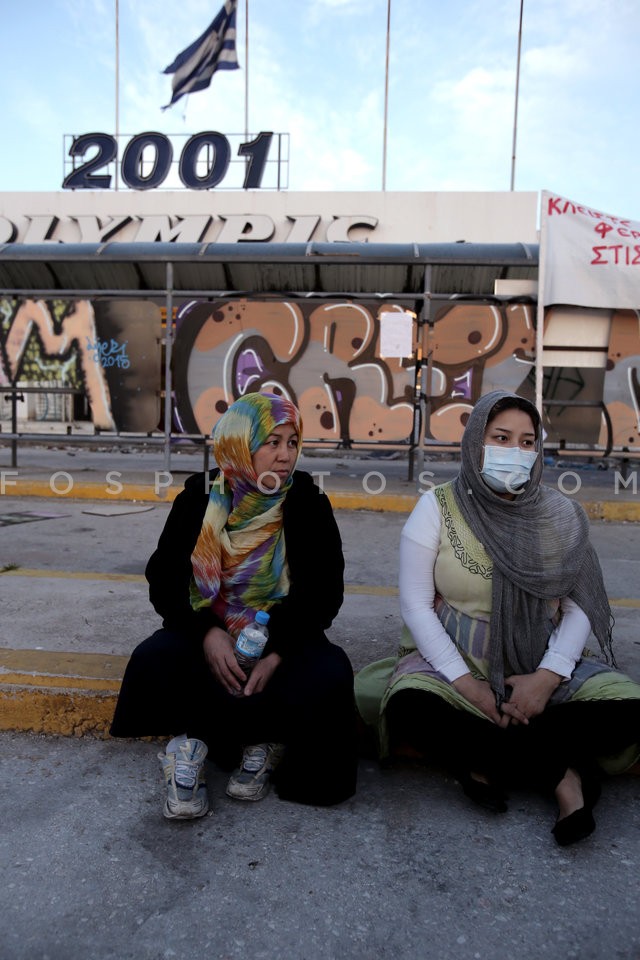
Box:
left=172, top=299, right=416, bottom=444
left=0, top=299, right=161, bottom=432
left=425, top=301, right=536, bottom=441
left=423, top=302, right=640, bottom=450
left=2, top=294, right=638, bottom=452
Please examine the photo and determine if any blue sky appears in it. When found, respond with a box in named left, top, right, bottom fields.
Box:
left=2, top=0, right=640, bottom=220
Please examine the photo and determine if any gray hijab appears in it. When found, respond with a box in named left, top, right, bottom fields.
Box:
left=452, top=390, right=614, bottom=701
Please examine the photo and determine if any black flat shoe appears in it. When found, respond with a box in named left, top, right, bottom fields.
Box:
left=552, top=767, right=601, bottom=847
left=457, top=771, right=508, bottom=814
left=552, top=805, right=596, bottom=846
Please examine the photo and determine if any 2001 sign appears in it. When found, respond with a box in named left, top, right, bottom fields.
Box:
left=62, top=131, right=274, bottom=191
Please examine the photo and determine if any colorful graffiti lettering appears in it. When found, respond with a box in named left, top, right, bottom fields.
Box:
left=1, top=299, right=115, bottom=429
left=171, top=299, right=415, bottom=444
left=170, top=298, right=640, bottom=449
left=1, top=294, right=638, bottom=451
left=0, top=298, right=161, bottom=432
left=424, top=302, right=640, bottom=449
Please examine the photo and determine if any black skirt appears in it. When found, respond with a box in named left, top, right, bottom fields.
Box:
left=111, top=628, right=358, bottom=806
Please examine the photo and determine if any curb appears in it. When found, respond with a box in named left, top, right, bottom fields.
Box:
left=2, top=478, right=421, bottom=513
left=4, top=478, right=640, bottom=519
left=583, top=500, right=640, bottom=522
left=0, top=649, right=127, bottom=739
left=3, top=481, right=640, bottom=740
left=1, top=581, right=405, bottom=738
left=3, top=595, right=640, bottom=739
left=325, top=491, right=419, bottom=513
left=1, top=479, right=180, bottom=504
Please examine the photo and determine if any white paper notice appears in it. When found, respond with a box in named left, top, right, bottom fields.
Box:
left=379, top=312, right=413, bottom=357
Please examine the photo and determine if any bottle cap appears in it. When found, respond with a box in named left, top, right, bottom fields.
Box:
left=255, top=610, right=270, bottom=625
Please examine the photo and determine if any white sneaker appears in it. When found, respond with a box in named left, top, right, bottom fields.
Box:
left=158, top=734, right=209, bottom=820
left=226, top=743, right=285, bottom=801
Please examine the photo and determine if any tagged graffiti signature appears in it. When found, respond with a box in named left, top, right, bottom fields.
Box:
left=86, top=337, right=130, bottom=369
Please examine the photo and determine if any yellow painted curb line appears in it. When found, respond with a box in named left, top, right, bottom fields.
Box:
left=0, top=569, right=402, bottom=595
left=3, top=578, right=640, bottom=738
left=2, top=672, right=120, bottom=691
left=0, top=687, right=117, bottom=738
left=0, top=647, right=128, bottom=678
left=584, top=500, right=640, bottom=522
left=0, top=568, right=146, bottom=582
left=3, top=567, right=638, bottom=607
left=4, top=479, right=421, bottom=511
left=3, top=479, right=180, bottom=503
left=0, top=649, right=127, bottom=738
left=4, top=478, right=640, bottom=517
left=328, top=491, right=419, bottom=513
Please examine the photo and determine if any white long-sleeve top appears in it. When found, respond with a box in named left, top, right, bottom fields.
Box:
left=400, top=491, right=591, bottom=683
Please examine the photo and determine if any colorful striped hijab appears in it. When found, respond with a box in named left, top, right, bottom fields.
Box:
left=190, top=392, right=303, bottom=638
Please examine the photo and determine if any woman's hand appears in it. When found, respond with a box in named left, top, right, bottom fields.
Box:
left=243, top=652, right=282, bottom=696
left=502, top=669, right=561, bottom=724
left=452, top=674, right=510, bottom=727
left=202, top=626, right=246, bottom=695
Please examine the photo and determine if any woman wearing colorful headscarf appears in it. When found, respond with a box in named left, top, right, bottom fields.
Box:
left=111, top=392, right=357, bottom=816
left=356, top=390, right=640, bottom=846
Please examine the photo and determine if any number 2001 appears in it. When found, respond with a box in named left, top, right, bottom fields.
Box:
left=63, top=131, right=273, bottom=191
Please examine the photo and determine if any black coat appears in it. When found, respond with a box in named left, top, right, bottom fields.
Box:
left=145, top=469, right=345, bottom=658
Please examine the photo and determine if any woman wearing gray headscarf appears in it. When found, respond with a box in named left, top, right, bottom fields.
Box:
left=355, top=390, right=640, bottom=846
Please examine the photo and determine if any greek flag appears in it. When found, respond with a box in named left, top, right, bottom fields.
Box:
left=162, top=0, right=239, bottom=109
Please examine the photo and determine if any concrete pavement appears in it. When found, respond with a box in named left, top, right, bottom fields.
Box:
left=2, top=443, right=640, bottom=737
left=3, top=729, right=640, bottom=960
left=2, top=444, right=640, bottom=958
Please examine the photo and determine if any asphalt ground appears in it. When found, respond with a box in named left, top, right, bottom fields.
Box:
left=1, top=444, right=640, bottom=959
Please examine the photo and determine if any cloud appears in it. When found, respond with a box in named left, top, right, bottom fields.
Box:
left=3, top=0, right=639, bottom=218
left=434, top=66, right=514, bottom=118
left=523, top=44, right=584, bottom=82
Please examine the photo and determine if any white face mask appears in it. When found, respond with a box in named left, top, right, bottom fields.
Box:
left=480, top=444, right=539, bottom=493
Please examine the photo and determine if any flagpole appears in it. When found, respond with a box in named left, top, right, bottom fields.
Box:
left=244, top=0, right=249, bottom=139
left=115, top=0, right=120, bottom=191
left=535, top=193, right=547, bottom=417
left=510, top=0, right=524, bottom=191
left=382, top=0, right=391, bottom=191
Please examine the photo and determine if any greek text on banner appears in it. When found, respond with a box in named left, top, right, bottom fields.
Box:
left=540, top=190, right=640, bottom=309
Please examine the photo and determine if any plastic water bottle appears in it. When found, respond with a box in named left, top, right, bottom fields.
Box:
left=234, top=611, right=270, bottom=683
